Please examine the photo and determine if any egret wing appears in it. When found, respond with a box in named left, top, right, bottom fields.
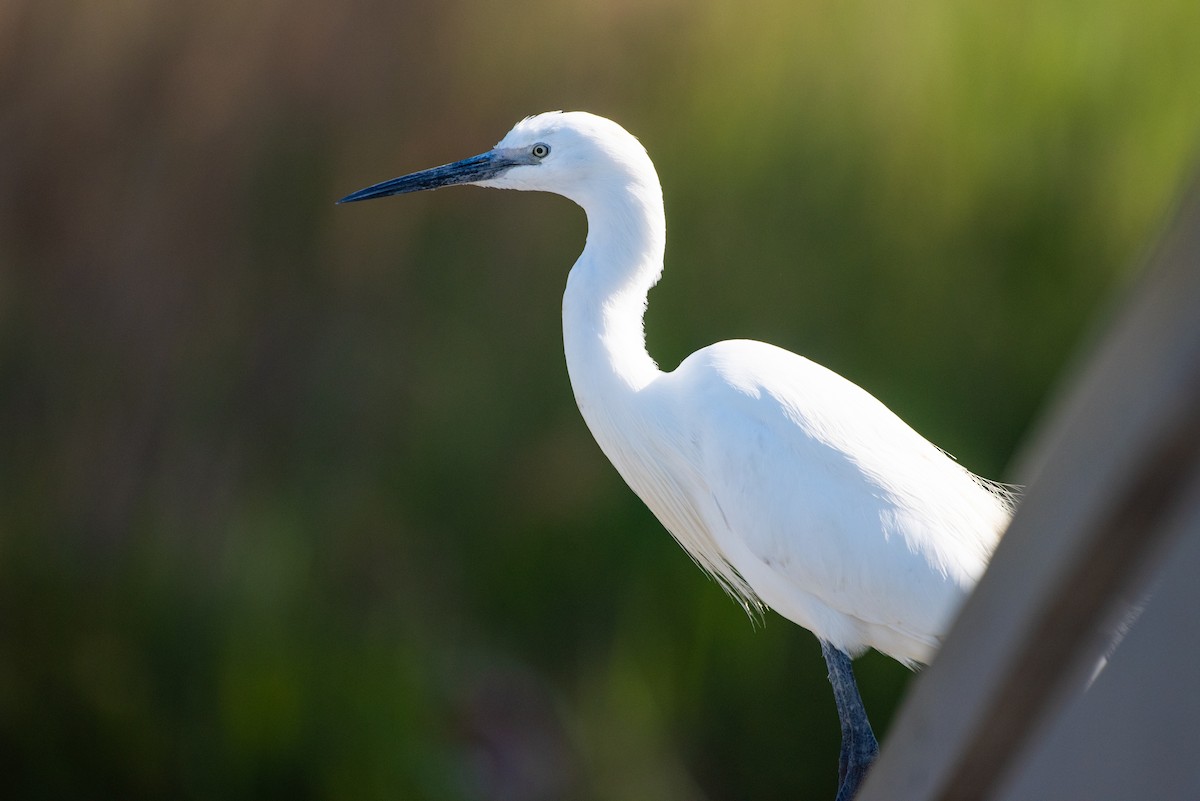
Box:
left=665, top=340, right=1006, bottom=661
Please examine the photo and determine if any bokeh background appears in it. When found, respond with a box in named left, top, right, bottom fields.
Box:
left=2, top=1, right=1198, bottom=799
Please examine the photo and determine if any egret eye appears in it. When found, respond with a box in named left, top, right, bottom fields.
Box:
left=531, top=143, right=550, bottom=159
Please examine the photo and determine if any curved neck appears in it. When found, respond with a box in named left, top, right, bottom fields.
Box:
left=562, top=178, right=665, bottom=400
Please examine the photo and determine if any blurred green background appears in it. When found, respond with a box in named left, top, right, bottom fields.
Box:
left=2, top=1, right=1198, bottom=798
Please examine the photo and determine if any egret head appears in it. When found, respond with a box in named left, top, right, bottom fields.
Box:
left=337, top=111, right=657, bottom=208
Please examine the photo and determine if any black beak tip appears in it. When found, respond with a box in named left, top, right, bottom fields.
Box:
left=335, top=190, right=373, bottom=205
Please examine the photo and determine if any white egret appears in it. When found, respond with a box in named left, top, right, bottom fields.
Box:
left=339, top=112, right=1013, bottom=800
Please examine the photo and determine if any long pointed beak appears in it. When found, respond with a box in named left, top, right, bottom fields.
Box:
left=337, top=150, right=518, bottom=204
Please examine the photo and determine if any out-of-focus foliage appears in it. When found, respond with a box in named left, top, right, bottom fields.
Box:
left=1, top=1, right=1197, bottom=798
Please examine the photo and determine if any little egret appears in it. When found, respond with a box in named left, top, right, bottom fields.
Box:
left=339, top=112, right=1013, bottom=800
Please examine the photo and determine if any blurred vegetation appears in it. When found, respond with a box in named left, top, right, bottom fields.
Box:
left=1, top=0, right=1197, bottom=798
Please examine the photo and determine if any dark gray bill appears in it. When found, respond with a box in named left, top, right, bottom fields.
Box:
left=337, top=150, right=517, bottom=204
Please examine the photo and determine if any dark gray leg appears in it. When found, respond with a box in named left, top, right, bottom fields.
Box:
left=820, top=640, right=879, bottom=801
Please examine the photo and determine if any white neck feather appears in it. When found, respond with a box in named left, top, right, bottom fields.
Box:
left=562, top=176, right=666, bottom=408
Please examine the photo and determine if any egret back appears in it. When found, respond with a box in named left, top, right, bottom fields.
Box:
left=650, top=339, right=1013, bottom=664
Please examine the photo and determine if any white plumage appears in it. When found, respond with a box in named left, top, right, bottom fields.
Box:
left=340, top=110, right=1014, bottom=798
left=496, top=112, right=1012, bottom=666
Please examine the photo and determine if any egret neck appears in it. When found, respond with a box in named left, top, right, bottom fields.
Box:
left=562, top=170, right=666, bottom=416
